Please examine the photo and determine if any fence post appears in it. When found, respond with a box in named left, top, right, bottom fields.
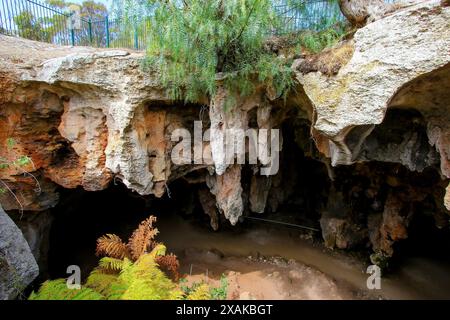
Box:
left=69, top=12, right=75, bottom=46
left=105, top=15, right=110, bottom=48
left=70, top=29, right=75, bottom=46
left=133, top=23, right=138, bottom=50
left=88, top=18, right=93, bottom=45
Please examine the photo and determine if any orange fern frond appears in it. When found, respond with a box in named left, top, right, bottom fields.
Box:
left=96, top=234, right=130, bottom=259
left=155, top=253, right=180, bottom=281
left=127, top=216, right=159, bottom=261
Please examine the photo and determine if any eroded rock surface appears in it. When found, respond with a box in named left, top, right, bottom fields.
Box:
left=0, top=0, right=449, bottom=267
left=295, top=0, right=450, bottom=168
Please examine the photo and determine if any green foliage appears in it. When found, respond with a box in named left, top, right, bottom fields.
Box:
left=13, top=11, right=52, bottom=42
left=29, top=279, right=104, bottom=300
left=46, top=0, right=108, bottom=19
left=85, top=269, right=119, bottom=297
left=118, top=252, right=183, bottom=300
left=209, top=273, right=228, bottom=300
left=29, top=247, right=187, bottom=300
left=297, top=26, right=346, bottom=53
left=0, top=138, right=37, bottom=209
left=97, top=256, right=128, bottom=272
left=0, top=139, right=31, bottom=168
left=186, top=284, right=211, bottom=300
left=29, top=215, right=229, bottom=301
left=46, top=0, right=109, bottom=46
left=135, top=0, right=294, bottom=103
left=180, top=273, right=228, bottom=300
left=6, top=138, right=16, bottom=150
left=277, top=0, right=348, bottom=53
left=14, top=156, right=31, bottom=167
left=8, top=1, right=108, bottom=46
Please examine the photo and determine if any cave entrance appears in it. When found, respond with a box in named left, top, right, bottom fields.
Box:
left=41, top=104, right=450, bottom=298
left=239, top=116, right=331, bottom=238
left=46, top=177, right=224, bottom=282
left=47, top=185, right=153, bottom=280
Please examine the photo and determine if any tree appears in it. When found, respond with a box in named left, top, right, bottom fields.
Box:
left=128, top=0, right=293, bottom=103
left=46, top=0, right=108, bottom=46
left=13, top=11, right=51, bottom=42
left=10, top=1, right=108, bottom=45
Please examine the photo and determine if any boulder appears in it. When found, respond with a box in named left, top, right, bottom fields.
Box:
left=0, top=204, right=39, bottom=300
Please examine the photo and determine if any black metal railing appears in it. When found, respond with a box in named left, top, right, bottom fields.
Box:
left=0, top=0, right=397, bottom=49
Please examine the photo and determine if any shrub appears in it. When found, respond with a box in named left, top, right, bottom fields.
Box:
left=129, top=0, right=294, bottom=103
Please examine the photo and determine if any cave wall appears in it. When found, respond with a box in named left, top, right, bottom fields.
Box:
left=0, top=1, right=449, bottom=287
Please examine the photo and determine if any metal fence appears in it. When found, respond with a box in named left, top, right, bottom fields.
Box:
left=0, top=0, right=396, bottom=50
left=0, top=0, right=150, bottom=49
left=274, top=0, right=344, bottom=32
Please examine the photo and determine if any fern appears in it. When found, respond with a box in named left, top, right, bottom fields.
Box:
left=187, top=284, right=211, bottom=300
left=118, top=252, right=183, bottom=300
left=155, top=253, right=180, bottom=281
left=30, top=216, right=190, bottom=300
left=85, top=269, right=119, bottom=297
left=29, top=279, right=104, bottom=300
left=30, top=252, right=187, bottom=300
left=105, top=280, right=129, bottom=300
left=96, top=234, right=130, bottom=259
left=95, top=215, right=180, bottom=281
left=97, top=256, right=129, bottom=273
left=127, top=216, right=159, bottom=260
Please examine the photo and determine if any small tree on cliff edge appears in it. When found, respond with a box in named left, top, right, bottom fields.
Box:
left=129, top=0, right=294, bottom=104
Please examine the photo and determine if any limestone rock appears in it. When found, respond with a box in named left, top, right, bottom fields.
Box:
left=338, top=0, right=389, bottom=27
left=0, top=0, right=449, bottom=235
left=445, top=184, right=450, bottom=211
left=249, top=175, right=272, bottom=214
left=206, top=165, right=243, bottom=225
left=369, top=192, right=412, bottom=256
left=295, top=0, right=450, bottom=170
left=198, top=188, right=220, bottom=231
left=320, top=190, right=367, bottom=249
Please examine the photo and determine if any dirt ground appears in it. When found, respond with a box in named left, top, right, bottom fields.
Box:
left=179, top=248, right=365, bottom=300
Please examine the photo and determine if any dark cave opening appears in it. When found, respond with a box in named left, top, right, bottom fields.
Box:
left=39, top=110, right=450, bottom=292
left=47, top=185, right=153, bottom=280
left=244, top=116, right=331, bottom=233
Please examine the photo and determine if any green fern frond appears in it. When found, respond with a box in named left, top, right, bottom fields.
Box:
left=105, top=280, right=129, bottom=300
left=149, top=243, right=167, bottom=258
left=85, top=269, right=119, bottom=297
left=119, top=253, right=179, bottom=300
left=98, top=256, right=129, bottom=273
left=28, top=279, right=104, bottom=300
left=187, top=284, right=211, bottom=300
